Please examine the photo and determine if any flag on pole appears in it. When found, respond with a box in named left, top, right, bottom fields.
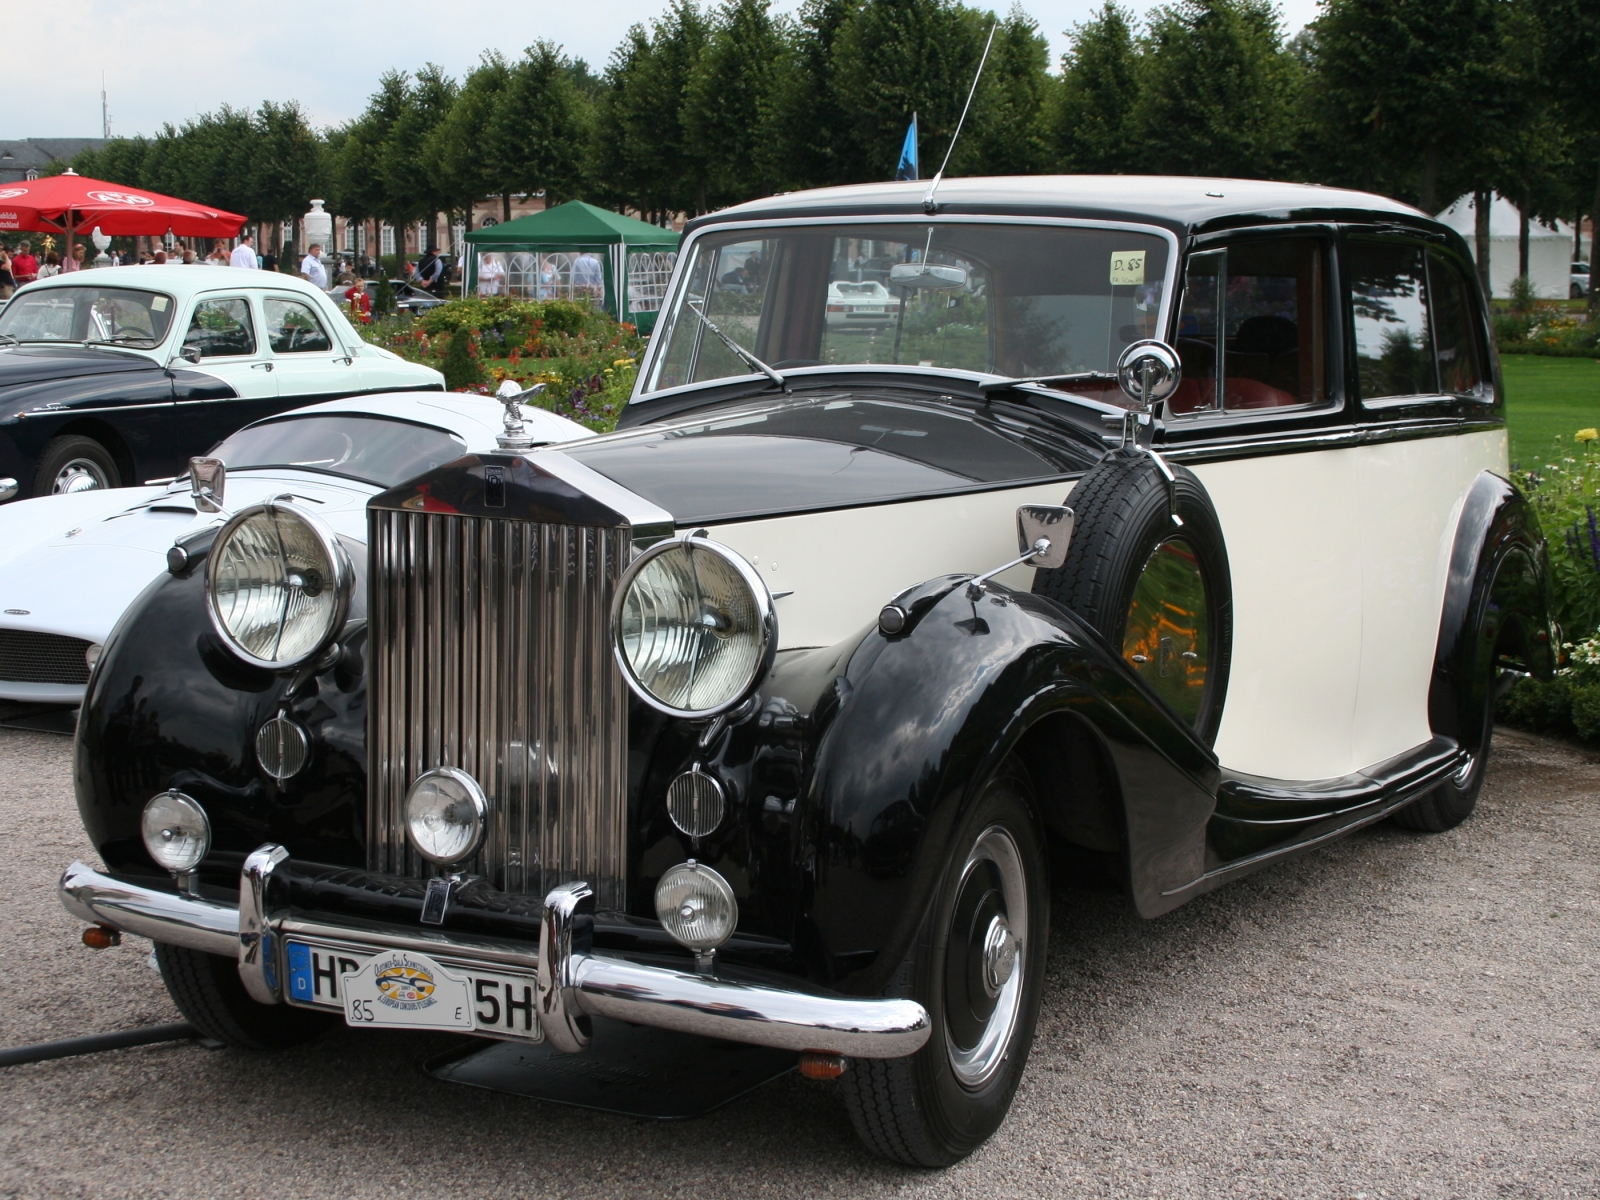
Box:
left=895, top=114, right=919, bottom=181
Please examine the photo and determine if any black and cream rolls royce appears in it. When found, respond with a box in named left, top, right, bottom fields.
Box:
left=59, top=177, right=1554, bottom=1166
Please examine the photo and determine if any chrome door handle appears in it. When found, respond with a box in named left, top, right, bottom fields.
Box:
left=252, top=362, right=273, bottom=371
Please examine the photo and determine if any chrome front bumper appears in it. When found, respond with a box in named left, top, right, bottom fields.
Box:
left=58, top=850, right=930, bottom=1059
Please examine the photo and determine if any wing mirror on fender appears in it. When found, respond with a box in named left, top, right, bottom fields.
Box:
left=189, top=457, right=226, bottom=514
left=1115, top=340, right=1182, bottom=452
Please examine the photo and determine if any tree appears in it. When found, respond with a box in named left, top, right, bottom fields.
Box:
left=962, top=5, right=1051, bottom=177
left=384, top=64, right=458, bottom=249
left=1051, top=3, right=1140, bottom=173
left=252, top=101, right=326, bottom=229
left=765, top=0, right=859, bottom=190
left=330, top=72, right=410, bottom=266
left=829, top=0, right=990, bottom=184
left=1130, top=0, right=1299, bottom=181
left=683, top=0, right=787, bottom=208
left=1301, top=0, right=1510, bottom=214
left=488, top=43, right=590, bottom=209
left=1539, top=0, right=1600, bottom=308
left=428, top=54, right=512, bottom=228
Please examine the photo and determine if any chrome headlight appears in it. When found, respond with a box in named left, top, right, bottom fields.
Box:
left=611, top=534, right=775, bottom=719
left=404, top=767, right=489, bottom=866
left=141, top=790, right=211, bottom=873
left=206, top=501, right=352, bottom=669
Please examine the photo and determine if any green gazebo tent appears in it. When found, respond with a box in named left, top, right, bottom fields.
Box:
left=463, top=201, right=680, bottom=332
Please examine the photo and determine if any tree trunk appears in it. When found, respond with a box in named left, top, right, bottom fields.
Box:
left=1519, top=201, right=1530, bottom=283
left=1474, top=189, right=1492, bottom=300
left=502, top=193, right=512, bottom=223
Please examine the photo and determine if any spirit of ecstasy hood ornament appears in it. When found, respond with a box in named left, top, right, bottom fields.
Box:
left=494, top=379, right=549, bottom=450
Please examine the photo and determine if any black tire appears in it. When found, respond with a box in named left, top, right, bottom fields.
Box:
left=840, top=759, right=1049, bottom=1166
left=33, top=435, right=120, bottom=497
left=155, top=943, right=333, bottom=1051
left=1033, top=451, right=1233, bottom=744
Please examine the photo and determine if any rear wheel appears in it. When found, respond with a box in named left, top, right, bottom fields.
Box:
left=34, top=435, right=119, bottom=496
left=840, top=758, right=1049, bottom=1166
left=155, top=943, right=332, bottom=1050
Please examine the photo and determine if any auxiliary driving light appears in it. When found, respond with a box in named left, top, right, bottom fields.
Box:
left=141, top=790, right=212, bottom=874
left=654, top=860, right=738, bottom=954
left=404, top=767, right=489, bottom=866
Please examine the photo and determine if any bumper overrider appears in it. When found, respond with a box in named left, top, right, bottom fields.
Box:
left=58, top=848, right=931, bottom=1059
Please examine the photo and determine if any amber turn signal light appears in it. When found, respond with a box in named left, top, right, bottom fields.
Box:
left=82, top=925, right=121, bottom=950
left=798, top=1052, right=847, bottom=1080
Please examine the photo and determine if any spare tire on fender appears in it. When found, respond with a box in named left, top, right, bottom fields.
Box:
left=1032, top=450, right=1233, bottom=745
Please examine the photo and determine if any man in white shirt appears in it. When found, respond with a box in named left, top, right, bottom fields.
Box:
left=229, top=234, right=259, bottom=270
left=300, top=244, right=329, bottom=291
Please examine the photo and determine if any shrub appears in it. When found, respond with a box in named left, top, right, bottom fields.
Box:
left=440, top=329, right=484, bottom=391
left=1515, top=434, right=1600, bottom=640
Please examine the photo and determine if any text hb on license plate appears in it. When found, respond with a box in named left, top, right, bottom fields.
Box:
left=285, top=939, right=542, bottom=1042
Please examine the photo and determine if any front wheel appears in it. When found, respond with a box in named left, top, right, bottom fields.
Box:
left=840, top=759, right=1049, bottom=1166
left=155, top=943, right=333, bottom=1050
left=34, top=435, right=120, bottom=496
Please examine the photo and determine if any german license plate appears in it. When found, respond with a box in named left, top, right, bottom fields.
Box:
left=285, top=940, right=542, bottom=1042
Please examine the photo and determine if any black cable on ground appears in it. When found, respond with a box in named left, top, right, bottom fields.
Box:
left=0, top=1022, right=197, bottom=1068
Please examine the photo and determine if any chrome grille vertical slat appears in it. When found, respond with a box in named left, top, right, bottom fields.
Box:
left=366, top=508, right=629, bottom=908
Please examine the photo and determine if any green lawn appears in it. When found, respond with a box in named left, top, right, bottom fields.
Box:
left=1500, top=354, right=1600, bottom=468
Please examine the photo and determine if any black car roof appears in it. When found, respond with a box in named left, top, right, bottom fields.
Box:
left=686, top=175, right=1434, bottom=240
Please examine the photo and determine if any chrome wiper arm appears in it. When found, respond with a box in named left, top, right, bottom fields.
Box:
left=978, top=371, right=1116, bottom=395
left=0, top=333, right=18, bottom=347
left=685, top=301, right=787, bottom=391
left=84, top=334, right=158, bottom=348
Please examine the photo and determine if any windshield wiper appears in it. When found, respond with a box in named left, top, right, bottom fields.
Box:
left=979, top=371, right=1117, bottom=395
left=685, top=301, right=787, bottom=392
left=85, top=333, right=158, bottom=348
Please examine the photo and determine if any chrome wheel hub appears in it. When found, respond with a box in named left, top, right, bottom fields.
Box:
left=54, top=459, right=109, bottom=494
left=943, top=824, right=1027, bottom=1089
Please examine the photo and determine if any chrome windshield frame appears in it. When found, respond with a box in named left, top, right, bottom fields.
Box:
left=632, top=213, right=1182, bottom=403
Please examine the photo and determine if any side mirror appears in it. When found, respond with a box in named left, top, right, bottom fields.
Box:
left=179, top=344, right=202, bottom=365
left=888, top=262, right=968, bottom=290
left=189, top=457, right=226, bottom=514
left=1115, top=340, right=1182, bottom=411
left=1016, top=505, right=1073, bottom=569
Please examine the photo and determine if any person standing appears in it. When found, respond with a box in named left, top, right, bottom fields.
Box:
left=38, top=252, right=61, bottom=279
left=11, top=241, right=39, bottom=286
left=230, top=234, right=259, bottom=270
left=300, top=243, right=329, bottom=290
left=62, top=244, right=85, bottom=272
left=206, top=244, right=229, bottom=266
left=344, top=276, right=372, bottom=323
left=261, top=247, right=278, bottom=273
left=0, top=245, right=14, bottom=299
left=413, top=245, right=444, bottom=296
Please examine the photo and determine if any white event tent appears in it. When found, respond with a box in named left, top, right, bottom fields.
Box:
left=1435, top=193, right=1578, bottom=300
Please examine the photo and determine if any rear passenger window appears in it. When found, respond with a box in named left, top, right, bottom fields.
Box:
left=1347, top=242, right=1437, bottom=401
left=185, top=298, right=256, bottom=358
left=1170, top=237, right=1327, bottom=415
left=264, top=298, right=333, bottom=354
left=1426, top=250, right=1488, bottom=399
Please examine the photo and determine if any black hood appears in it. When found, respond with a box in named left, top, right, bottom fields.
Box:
left=0, top=345, right=161, bottom=389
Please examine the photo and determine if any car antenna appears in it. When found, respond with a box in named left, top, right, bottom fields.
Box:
left=922, top=20, right=998, bottom=216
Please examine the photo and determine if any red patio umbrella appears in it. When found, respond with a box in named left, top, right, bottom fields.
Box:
left=0, top=170, right=246, bottom=258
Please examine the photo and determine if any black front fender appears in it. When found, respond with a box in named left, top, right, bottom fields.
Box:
left=800, top=577, right=1220, bottom=996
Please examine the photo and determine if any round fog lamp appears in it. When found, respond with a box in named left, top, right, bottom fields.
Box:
left=654, top=860, right=738, bottom=952
left=404, top=767, right=489, bottom=866
left=141, top=790, right=211, bottom=874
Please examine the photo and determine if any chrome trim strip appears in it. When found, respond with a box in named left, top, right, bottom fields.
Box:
left=56, top=861, right=932, bottom=1059
left=531, top=450, right=676, bottom=543
left=18, top=400, right=177, bottom=418
left=635, top=213, right=1180, bottom=401
left=1163, top=419, right=1504, bottom=465
left=238, top=844, right=289, bottom=1003
left=58, top=861, right=237, bottom=957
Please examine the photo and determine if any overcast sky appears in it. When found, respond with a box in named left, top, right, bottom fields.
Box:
left=5, top=0, right=1322, bottom=141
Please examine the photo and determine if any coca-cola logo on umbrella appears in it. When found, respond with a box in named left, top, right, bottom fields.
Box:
left=0, top=189, right=28, bottom=200
left=86, top=191, right=155, bottom=207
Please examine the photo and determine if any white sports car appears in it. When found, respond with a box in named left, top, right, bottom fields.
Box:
left=0, top=390, right=589, bottom=703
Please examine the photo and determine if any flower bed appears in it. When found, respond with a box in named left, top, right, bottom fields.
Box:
left=359, top=297, right=644, bottom=432
left=1495, top=304, right=1600, bottom=358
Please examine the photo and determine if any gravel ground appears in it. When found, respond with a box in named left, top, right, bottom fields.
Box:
left=1, top=723, right=1596, bottom=1199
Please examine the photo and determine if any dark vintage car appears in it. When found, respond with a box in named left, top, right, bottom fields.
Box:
left=0, top=266, right=441, bottom=503
left=60, top=177, right=1555, bottom=1165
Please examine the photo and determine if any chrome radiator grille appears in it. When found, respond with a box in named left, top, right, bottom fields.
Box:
left=367, top=509, right=631, bottom=910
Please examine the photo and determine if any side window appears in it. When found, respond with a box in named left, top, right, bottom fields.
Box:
left=1170, top=237, right=1327, bottom=415
left=1347, top=241, right=1436, bottom=401
left=1426, top=250, right=1488, bottom=399
left=184, top=298, right=256, bottom=358
left=263, top=298, right=333, bottom=354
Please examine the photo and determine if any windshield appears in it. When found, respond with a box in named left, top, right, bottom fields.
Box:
left=209, top=415, right=467, bottom=487
left=643, top=223, right=1169, bottom=394
left=0, top=286, right=177, bottom=346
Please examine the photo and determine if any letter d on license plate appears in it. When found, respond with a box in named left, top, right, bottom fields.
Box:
left=340, top=950, right=473, bottom=1031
